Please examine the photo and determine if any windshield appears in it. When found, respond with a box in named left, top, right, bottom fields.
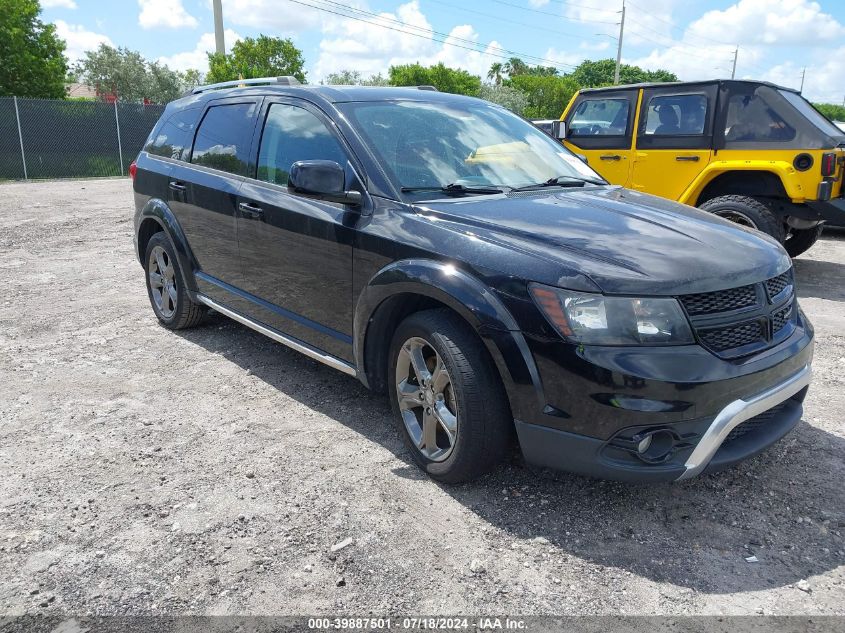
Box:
left=779, top=89, right=845, bottom=139
left=337, top=99, right=604, bottom=197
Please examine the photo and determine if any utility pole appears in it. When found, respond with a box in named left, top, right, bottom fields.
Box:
left=799, top=67, right=806, bottom=93
left=731, top=47, right=738, bottom=79
left=213, top=0, right=225, bottom=55
left=613, top=0, right=626, bottom=85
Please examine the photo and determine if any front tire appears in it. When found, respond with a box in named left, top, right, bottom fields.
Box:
left=698, top=195, right=784, bottom=243
left=144, top=232, right=206, bottom=329
left=387, top=309, right=512, bottom=483
left=784, top=225, right=824, bottom=257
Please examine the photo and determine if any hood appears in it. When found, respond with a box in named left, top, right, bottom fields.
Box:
left=414, top=186, right=791, bottom=295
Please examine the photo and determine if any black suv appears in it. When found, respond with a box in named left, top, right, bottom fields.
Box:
left=132, top=77, right=814, bottom=483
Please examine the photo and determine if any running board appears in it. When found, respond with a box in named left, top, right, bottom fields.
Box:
left=195, top=294, right=357, bottom=377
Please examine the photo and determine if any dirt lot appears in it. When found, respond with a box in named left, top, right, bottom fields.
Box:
left=0, top=178, right=843, bottom=617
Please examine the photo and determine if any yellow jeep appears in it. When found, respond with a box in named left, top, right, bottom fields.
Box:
left=560, top=79, right=845, bottom=256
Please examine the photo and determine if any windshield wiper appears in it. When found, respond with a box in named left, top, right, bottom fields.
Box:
left=512, top=175, right=607, bottom=191
left=400, top=182, right=506, bottom=196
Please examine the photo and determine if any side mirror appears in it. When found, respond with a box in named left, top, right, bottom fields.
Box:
left=551, top=120, right=567, bottom=140
left=288, top=160, right=362, bottom=206
left=576, top=153, right=588, bottom=164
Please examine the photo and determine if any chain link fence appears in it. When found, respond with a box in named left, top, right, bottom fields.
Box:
left=0, top=97, right=165, bottom=181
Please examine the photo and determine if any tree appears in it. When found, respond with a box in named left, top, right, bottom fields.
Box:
left=207, top=35, right=306, bottom=83
left=74, top=44, right=187, bottom=103
left=813, top=102, right=845, bottom=122
left=478, top=84, right=529, bottom=115
left=503, top=57, right=529, bottom=78
left=0, top=0, right=68, bottom=98
left=323, top=69, right=389, bottom=86
left=507, top=74, right=579, bottom=119
left=567, top=58, right=678, bottom=87
left=388, top=62, right=481, bottom=96
left=487, top=62, right=504, bottom=87
left=182, top=69, right=205, bottom=90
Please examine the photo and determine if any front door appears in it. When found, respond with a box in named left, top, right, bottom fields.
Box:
left=235, top=99, right=359, bottom=362
left=563, top=89, right=638, bottom=186
left=630, top=85, right=717, bottom=202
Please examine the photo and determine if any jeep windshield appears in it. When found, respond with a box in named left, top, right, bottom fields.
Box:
left=337, top=99, right=605, bottom=198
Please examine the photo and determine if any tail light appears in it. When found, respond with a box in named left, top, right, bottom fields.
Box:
left=821, top=152, right=837, bottom=177
left=129, top=161, right=137, bottom=180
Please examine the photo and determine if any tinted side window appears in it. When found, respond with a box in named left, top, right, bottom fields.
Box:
left=642, top=94, right=707, bottom=135
left=191, top=103, right=255, bottom=176
left=257, top=104, right=348, bottom=186
left=570, top=98, right=630, bottom=137
left=145, top=109, right=199, bottom=160
left=725, top=93, right=796, bottom=143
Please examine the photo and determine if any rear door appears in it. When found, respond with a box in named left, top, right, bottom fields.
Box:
left=234, top=98, right=359, bottom=362
left=562, top=89, right=638, bottom=186
left=630, top=85, right=717, bottom=201
left=170, top=97, right=261, bottom=294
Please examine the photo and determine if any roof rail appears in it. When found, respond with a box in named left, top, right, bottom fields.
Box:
left=191, top=76, right=301, bottom=94
left=416, top=85, right=438, bottom=91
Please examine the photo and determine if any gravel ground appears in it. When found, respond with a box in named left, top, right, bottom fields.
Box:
left=0, top=178, right=843, bottom=617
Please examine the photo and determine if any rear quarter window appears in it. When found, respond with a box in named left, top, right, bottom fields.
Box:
left=145, top=109, right=199, bottom=161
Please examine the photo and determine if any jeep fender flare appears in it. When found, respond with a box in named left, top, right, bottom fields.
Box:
left=680, top=160, right=804, bottom=206
left=136, top=198, right=199, bottom=293
left=354, top=259, right=545, bottom=423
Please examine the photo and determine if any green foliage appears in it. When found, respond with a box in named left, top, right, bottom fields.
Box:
left=0, top=0, right=68, bottom=98
left=813, top=102, right=845, bottom=122
left=74, top=44, right=189, bottom=103
left=478, top=84, right=529, bottom=115
left=206, top=35, right=306, bottom=83
left=388, top=62, right=481, bottom=96
left=507, top=74, right=579, bottom=119
left=323, top=69, right=389, bottom=86
left=567, top=58, right=678, bottom=87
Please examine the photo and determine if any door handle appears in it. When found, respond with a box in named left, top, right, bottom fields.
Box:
left=238, top=202, right=264, bottom=220
left=675, top=155, right=700, bottom=162
left=600, top=154, right=622, bottom=161
left=168, top=181, right=186, bottom=192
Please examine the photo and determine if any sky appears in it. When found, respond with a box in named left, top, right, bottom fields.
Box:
left=42, top=0, right=845, bottom=103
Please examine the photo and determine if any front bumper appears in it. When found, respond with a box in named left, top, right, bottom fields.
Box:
left=514, top=313, right=814, bottom=481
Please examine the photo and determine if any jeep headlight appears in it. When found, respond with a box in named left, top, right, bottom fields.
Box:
left=529, top=283, right=694, bottom=345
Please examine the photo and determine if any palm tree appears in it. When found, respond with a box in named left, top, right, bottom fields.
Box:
left=503, top=57, right=528, bottom=78
left=487, top=62, right=503, bottom=86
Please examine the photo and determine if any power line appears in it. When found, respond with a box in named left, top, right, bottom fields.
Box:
left=286, top=0, right=579, bottom=70
left=489, top=0, right=620, bottom=25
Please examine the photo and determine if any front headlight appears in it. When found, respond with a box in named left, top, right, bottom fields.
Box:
left=529, top=283, right=694, bottom=345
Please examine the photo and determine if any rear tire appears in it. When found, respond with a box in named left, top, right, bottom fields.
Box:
left=784, top=224, right=824, bottom=257
left=144, top=232, right=206, bottom=330
left=387, top=309, right=512, bottom=483
left=698, top=195, right=784, bottom=243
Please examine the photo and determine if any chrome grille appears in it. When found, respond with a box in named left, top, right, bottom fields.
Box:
left=679, top=284, right=758, bottom=316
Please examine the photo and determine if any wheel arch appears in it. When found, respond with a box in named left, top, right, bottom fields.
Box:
left=136, top=198, right=199, bottom=293
left=681, top=165, right=796, bottom=207
left=354, top=259, right=544, bottom=424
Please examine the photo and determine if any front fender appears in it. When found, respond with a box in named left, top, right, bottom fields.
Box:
left=680, top=160, right=802, bottom=206
left=135, top=198, right=199, bottom=293
left=354, top=259, right=545, bottom=424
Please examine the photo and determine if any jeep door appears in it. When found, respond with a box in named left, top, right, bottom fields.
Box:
left=562, top=89, right=637, bottom=186
left=235, top=99, right=358, bottom=363
left=169, top=98, right=261, bottom=293
left=630, top=85, right=717, bottom=201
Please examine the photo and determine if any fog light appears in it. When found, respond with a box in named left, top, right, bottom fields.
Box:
left=633, top=429, right=676, bottom=463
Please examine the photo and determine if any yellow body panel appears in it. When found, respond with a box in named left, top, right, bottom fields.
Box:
left=560, top=89, right=845, bottom=207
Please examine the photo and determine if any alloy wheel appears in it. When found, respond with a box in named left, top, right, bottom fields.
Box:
left=395, top=336, right=458, bottom=462
left=148, top=245, right=177, bottom=319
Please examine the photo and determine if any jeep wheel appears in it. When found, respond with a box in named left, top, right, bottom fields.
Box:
left=388, top=309, right=511, bottom=483
left=144, top=232, right=206, bottom=329
left=698, top=195, right=784, bottom=242
left=784, top=225, right=824, bottom=257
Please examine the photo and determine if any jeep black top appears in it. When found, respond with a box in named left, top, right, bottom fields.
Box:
left=132, top=77, right=813, bottom=483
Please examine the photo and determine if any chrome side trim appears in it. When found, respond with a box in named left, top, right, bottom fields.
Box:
left=677, top=363, right=812, bottom=480
left=196, top=294, right=357, bottom=377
